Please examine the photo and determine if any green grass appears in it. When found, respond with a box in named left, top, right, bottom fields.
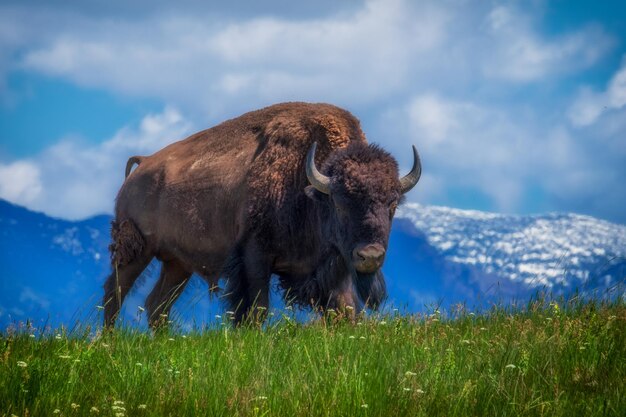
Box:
left=1, top=299, right=625, bottom=417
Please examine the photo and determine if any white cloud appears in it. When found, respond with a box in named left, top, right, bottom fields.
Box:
left=2, top=0, right=609, bottom=120
left=1, top=107, right=192, bottom=219
left=0, top=0, right=623, bottom=222
left=0, top=161, right=42, bottom=204
left=394, top=93, right=594, bottom=213
left=481, top=6, right=610, bottom=82
left=568, top=57, right=626, bottom=127
left=14, top=0, right=447, bottom=117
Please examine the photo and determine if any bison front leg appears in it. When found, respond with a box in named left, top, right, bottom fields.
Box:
left=223, top=239, right=272, bottom=326
left=326, top=277, right=358, bottom=320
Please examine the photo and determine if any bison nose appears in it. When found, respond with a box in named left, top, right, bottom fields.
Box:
left=352, top=243, right=386, bottom=273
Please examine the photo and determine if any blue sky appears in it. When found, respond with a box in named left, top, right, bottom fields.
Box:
left=0, top=0, right=625, bottom=223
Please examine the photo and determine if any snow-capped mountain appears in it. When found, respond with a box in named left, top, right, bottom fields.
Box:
left=1, top=199, right=624, bottom=330
left=397, top=203, right=626, bottom=291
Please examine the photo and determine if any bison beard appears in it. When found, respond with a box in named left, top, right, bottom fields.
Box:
left=103, top=102, right=420, bottom=327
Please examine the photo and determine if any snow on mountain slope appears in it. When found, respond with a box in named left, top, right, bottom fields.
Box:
left=397, top=203, right=626, bottom=290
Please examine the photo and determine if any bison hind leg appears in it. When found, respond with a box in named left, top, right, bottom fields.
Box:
left=103, top=251, right=153, bottom=327
left=103, top=218, right=152, bottom=327
left=145, top=258, right=192, bottom=328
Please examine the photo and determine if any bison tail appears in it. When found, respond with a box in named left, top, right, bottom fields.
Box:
left=125, top=156, right=144, bottom=178
left=109, top=219, right=146, bottom=267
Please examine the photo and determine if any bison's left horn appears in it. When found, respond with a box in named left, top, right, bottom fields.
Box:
left=399, top=145, right=422, bottom=194
left=306, top=142, right=331, bottom=195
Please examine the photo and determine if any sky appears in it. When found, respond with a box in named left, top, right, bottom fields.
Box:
left=0, top=0, right=625, bottom=224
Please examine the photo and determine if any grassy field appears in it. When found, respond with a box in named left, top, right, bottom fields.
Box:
left=1, top=299, right=625, bottom=417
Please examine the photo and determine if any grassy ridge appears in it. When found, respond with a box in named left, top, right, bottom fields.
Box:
left=1, top=300, right=625, bottom=416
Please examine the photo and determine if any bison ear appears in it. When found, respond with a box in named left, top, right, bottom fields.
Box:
left=305, top=185, right=327, bottom=202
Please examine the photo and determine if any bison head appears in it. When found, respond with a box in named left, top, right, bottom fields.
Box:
left=305, top=141, right=421, bottom=278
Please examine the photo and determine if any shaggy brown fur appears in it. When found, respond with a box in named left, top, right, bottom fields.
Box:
left=103, top=102, right=419, bottom=327
left=109, top=219, right=145, bottom=267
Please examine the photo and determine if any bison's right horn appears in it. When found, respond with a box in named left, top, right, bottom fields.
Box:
left=399, top=145, right=422, bottom=194
left=306, top=142, right=331, bottom=195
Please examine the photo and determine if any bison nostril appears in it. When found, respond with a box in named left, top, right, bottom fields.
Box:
left=353, top=244, right=386, bottom=265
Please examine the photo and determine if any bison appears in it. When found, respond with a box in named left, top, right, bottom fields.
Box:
left=104, top=102, right=421, bottom=326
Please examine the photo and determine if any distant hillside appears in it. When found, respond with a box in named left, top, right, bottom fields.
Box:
left=1, top=199, right=624, bottom=329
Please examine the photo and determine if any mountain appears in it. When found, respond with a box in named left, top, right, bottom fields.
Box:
left=386, top=204, right=626, bottom=310
left=1, top=199, right=624, bottom=330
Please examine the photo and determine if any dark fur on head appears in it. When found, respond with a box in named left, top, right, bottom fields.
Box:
left=263, top=142, right=400, bottom=313
left=317, top=142, right=404, bottom=266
